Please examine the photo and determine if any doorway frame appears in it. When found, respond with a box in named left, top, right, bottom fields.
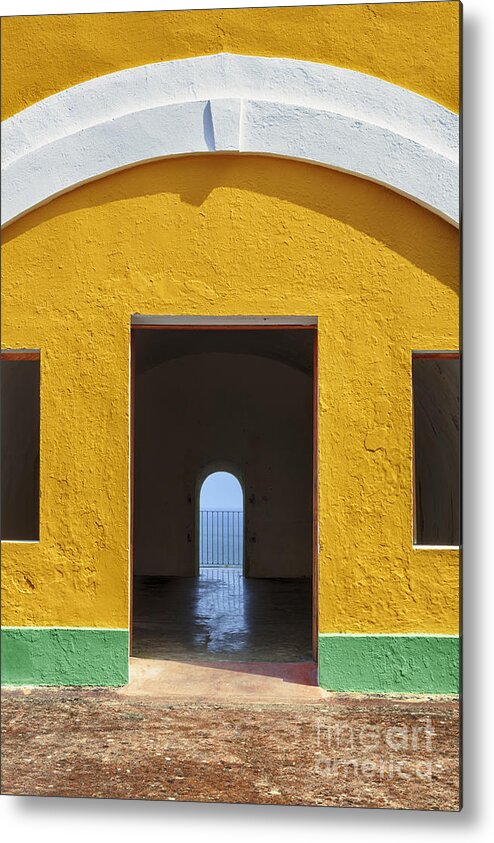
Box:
left=129, top=316, right=319, bottom=659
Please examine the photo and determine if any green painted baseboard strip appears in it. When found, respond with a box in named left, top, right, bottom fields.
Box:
left=318, top=634, right=460, bottom=694
left=1, top=627, right=129, bottom=686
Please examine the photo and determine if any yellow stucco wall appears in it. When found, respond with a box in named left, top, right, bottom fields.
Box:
left=2, top=155, right=459, bottom=632
left=1, top=4, right=459, bottom=636
left=1, top=2, right=460, bottom=119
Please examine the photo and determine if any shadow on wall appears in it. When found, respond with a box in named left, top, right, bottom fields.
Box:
left=2, top=154, right=458, bottom=294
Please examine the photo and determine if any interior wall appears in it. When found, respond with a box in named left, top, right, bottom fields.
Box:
left=133, top=348, right=313, bottom=578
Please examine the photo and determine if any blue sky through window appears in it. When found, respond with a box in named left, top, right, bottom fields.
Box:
left=200, top=471, right=242, bottom=510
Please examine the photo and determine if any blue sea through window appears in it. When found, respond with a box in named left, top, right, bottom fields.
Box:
left=199, top=472, right=243, bottom=569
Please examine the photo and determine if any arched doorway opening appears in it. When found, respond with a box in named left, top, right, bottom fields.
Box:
left=198, top=471, right=244, bottom=573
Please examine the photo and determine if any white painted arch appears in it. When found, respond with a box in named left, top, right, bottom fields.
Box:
left=1, top=53, right=459, bottom=228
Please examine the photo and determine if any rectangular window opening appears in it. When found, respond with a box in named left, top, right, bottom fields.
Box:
left=412, top=352, right=460, bottom=547
left=1, top=351, right=40, bottom=541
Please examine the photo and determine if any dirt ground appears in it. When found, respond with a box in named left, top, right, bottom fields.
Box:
left=1, top=686, right=459, bottom=810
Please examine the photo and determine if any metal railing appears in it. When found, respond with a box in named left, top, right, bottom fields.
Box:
left=199, top=509, right=243, bottom=567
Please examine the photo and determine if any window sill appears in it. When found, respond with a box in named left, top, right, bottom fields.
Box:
left=1, top=539, right=40, bottom=544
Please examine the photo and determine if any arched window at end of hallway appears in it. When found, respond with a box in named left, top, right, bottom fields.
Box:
left=198, top=470, right=244, bottom=572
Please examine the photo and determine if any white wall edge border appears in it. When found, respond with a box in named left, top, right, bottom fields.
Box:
left=1, top=53, right=459, bottom=228
left=318, top=633, right=460, bottom=638
left=1, top=626, right=129, bottom=632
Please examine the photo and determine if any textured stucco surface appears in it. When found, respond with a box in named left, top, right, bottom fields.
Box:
left=318, top=634, right=460, bottom=694
left=1, top=154, right=459, bottom=633
left=1, top=3, right=460, bottom=119
left=1, top=628, right=129, bottom=685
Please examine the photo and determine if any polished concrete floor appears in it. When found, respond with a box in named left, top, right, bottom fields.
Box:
left=132, top=567, right=313, bottom=662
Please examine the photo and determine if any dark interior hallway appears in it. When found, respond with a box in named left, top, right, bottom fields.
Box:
left=132, top=568, right=312, bottom=662
left=131, top=326, right=315, bottom=665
